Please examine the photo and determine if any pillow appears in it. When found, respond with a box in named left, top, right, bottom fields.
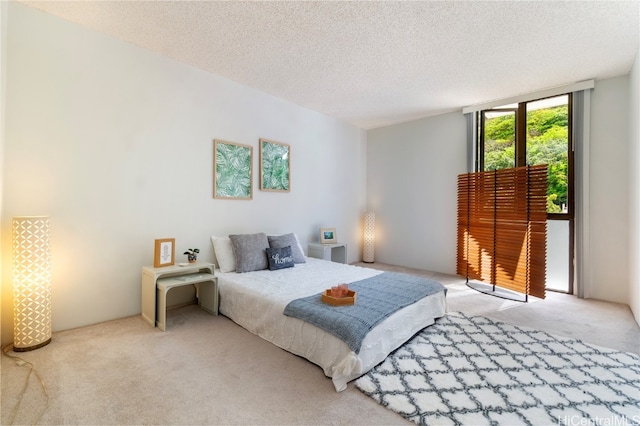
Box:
left=210, top=236, right=236, bottom=273
left=229, top=233, right=270, bottom=273
left=265, top=246, right=295, bottom=271
left=267, top=233, right=306, bottom=264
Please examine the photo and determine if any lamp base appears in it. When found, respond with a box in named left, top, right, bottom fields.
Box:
left=13, top=337, right=51, bottom=352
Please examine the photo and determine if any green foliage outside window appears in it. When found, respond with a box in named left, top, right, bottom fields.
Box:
left=484, top=112, right=516, bottom=171
left=484, top=104, right=568, bottom=213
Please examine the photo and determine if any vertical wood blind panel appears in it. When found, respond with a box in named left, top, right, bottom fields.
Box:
left=457, top=165, right=547, bottom=299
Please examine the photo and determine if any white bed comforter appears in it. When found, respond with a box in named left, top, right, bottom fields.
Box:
left=217, top=258, right=447, bottom=391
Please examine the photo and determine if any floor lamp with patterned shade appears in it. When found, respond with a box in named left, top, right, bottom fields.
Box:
left=363, top=212, right=375, bottom=263
left=12, top=216, right=52, bottom=351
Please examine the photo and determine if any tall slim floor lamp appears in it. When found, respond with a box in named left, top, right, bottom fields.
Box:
left=363, top=212, right=375, bottom=263
left=12, top=216, right=52, bottom=351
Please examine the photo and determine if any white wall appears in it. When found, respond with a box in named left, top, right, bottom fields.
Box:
left=629, top=50, right=640, bottom=322
left=0, top=3, right=367, bottom=344
left=0, top=1, right=7, bottom=342
left=366, top=112, right=467, bottom=274
left=589, top=76, right=630, bottom=304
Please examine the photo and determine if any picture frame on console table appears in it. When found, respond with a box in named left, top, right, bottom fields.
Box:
left=259, top=138, right=290, bottom=192
left=320, top=228, right=337, bottom=244
left=213, top=139, right=253, bottom=200
left=154, top=238, right=175, bottom=267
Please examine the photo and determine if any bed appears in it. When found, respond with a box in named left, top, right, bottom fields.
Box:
left=212, top=233, right=447, bottom=392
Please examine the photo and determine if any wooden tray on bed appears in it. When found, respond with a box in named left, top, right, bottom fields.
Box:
left=321, top=290, right=357, bottom=306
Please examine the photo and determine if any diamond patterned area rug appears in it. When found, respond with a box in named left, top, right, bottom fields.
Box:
left=355, top=312, right=640, bottom=426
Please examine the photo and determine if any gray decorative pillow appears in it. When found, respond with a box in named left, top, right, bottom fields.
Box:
left=229, top=233, right=270, bottom=273
left=265, top=246, right=295, bottom=271
left=267, top=233, right=306, bottom=264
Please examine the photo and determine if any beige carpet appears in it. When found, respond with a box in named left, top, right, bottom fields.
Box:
left=2, top=263, right=638, bottom=425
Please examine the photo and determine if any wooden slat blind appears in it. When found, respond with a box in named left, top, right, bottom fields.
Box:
left=456, top=165, right=547, bottom=299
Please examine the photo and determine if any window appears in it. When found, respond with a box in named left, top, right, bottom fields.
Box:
left=480, top=108, right=517, bottom=171
left=477, top=94, right=572, bottom=216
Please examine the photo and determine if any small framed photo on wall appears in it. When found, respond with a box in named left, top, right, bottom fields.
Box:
left=154, top=238, right=175, bottom=267
left=320, top=228, right=337, bottom=244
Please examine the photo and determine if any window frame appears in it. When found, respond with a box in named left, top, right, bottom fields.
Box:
left=476, top=93, right=574, bottom=220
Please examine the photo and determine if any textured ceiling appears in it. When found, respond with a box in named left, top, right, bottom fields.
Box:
left=19, top=1, right=640, bottom=129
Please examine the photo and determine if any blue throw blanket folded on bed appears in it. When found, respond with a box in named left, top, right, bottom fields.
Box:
left=283, top=272, right=446, bottom=353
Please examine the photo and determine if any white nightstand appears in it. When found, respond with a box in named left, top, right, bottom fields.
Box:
left=141, top=262, right=217, bottom=331
left=307, top=243, right=348, bottom=264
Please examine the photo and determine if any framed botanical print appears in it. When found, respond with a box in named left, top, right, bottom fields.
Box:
left=214, top=139, right=253, bottom=200
left=154, top=238, right=175, bottom=267
left=259, top=138, right=290, bottom=192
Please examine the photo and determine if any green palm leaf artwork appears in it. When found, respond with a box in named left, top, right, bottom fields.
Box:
left=214, top=140, right=253, bottom=199
left=260, top=139, right=290, bottom=192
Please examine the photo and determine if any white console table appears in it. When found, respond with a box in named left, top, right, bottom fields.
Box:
left=308, top=243, right=348, bottom=264
left=141, top=262, right=217, bottom=331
